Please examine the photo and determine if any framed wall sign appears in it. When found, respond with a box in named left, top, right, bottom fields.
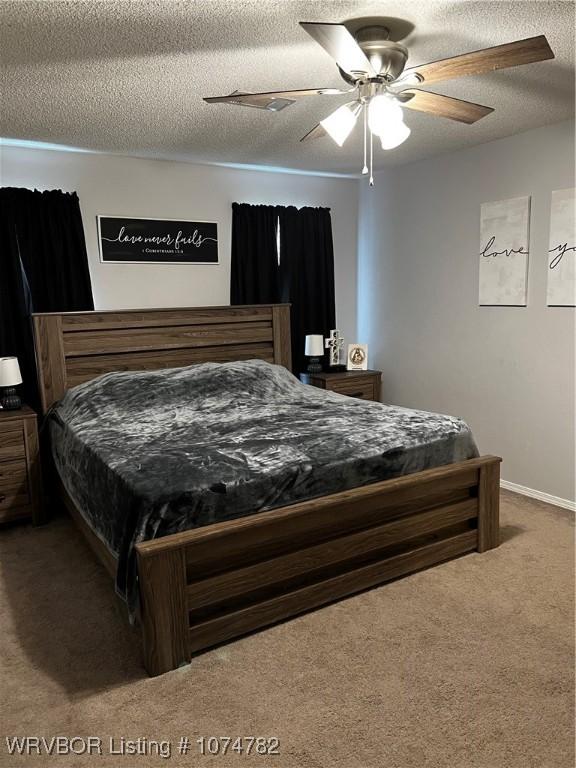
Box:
left=97, top=216, right=218, bottom=264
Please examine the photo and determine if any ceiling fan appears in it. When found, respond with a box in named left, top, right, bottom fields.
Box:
left=204, top=19, right=554, bottom=184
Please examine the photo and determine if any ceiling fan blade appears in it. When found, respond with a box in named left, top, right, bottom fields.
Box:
left=401, top=89, right=494, bottom=124
left=204, top=87, right=348, bottom=103
left=300, top=22, right=376, bottom=77
left=404, top=35, right=554, bottom=85
left=300, top=123, right=327, bottom=142
left=204, top=87, right=350, bottom=111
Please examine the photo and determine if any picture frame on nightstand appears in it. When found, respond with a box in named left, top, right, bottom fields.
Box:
left=347, top=344, right=368, bottom=371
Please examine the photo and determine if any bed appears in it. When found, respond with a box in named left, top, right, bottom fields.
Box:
left=33, top=304, right=501, bottom=676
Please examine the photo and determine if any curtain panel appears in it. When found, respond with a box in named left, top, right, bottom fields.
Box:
left=281, top=206, right=335, bottom=376
left=0, top=187, right=94, bottom=409
left=230, top=202, right=336, bottom=375
left=230, top=202, right=282, bottom=305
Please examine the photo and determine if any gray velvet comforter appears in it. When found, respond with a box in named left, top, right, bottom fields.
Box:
left=49, top=360, right=478, bottom=612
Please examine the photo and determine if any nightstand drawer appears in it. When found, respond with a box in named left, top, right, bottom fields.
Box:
left=0, top=406, right=42, bottom=524
left=0, top=458, right=30, bottom=496
left=0, top=457, right=31, bottom=512
left=0, top=423, right=26, bottom=461
left=328, top=379, right=375, bottom=400
left=0, top=489, right=30, bottom=515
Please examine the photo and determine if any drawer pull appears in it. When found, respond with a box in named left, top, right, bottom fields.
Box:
left=0, top=495, right=6, bottom=503
left=349, top=391, right=364, bottom=398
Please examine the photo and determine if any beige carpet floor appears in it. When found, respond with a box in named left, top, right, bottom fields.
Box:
left=0, top=490, right=573, bottom=768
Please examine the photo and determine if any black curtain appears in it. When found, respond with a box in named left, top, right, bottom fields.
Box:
left=230, top=203, right=281, bottom=304
left=281, top=206, right=335, bottom=377
left=0, top=188, right=94, bottom=409
left=230, top=202, right=336, bottom=376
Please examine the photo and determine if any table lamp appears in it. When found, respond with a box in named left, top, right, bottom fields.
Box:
left=0, top=357, right=23, bottom=410
left=304, top=335, right=324, bottom=374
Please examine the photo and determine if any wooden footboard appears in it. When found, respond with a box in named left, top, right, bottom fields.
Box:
left=135, top=455, right=501, bottom=676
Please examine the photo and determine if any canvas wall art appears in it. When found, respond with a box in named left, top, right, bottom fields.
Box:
left=479, top=196, right=530, bottom=306
left=546, top=188, right=575, bottom=306
left=98, top=216, right=218, bottom=264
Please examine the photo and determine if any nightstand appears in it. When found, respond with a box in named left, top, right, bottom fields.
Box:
left=300, top=370, right=382, bottom=402
left=0, top=405, right=43, bottom=525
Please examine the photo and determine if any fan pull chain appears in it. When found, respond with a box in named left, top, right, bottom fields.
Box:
left=362, top=107, right=368, bottom=175
left=369, top=128, right=374, bottom=187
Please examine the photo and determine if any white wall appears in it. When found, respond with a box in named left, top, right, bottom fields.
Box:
left=3, top=123, right=574, bottom=502
left=0, top=147, right=359, bottom=343
left=358, top=120, right=575, bottom=502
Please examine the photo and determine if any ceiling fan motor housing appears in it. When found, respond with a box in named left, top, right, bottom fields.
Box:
left=354, top=26, right=408, bottom=82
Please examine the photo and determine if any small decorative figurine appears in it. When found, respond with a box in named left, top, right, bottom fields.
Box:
left=325, top=329, right=345, bottom=368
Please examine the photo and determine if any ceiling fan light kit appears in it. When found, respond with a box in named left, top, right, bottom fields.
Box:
left=380, top=120, right=411, bottom=151
left=320, top=102, right=361, bottom=147
left=367, top=93, right=404, bottom=135
left=204, top=19, right=555, bottom=186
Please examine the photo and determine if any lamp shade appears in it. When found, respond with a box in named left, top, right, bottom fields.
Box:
left=0, top=357, right=22, bottom=386
left=304, top=335, right=324, bottom=357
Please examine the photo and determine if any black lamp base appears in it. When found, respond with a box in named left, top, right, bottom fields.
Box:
left=0, top=387, right=21, bottom=410
left=306, top=357, right=322, bottom=374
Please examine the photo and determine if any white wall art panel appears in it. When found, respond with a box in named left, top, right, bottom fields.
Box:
left=479, top=196, right=531, bottom=306
left=547, top=188, right=576, bottom=306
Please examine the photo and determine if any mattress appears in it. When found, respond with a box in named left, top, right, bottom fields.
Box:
left=49, top=359, right=479, bottom=612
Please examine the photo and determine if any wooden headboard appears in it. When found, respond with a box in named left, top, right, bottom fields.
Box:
left=32, top=304, right=291, bottom=413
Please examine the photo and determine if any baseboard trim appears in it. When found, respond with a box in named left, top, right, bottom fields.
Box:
left=500, top=480, right=576, bottom=512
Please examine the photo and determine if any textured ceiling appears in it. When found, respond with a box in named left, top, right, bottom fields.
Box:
left=1, top=0, right=574, bottom=174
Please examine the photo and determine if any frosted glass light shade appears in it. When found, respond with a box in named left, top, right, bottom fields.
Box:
left=367, top=94, right=403, bottom=136
left=380, top=120, right=411, bottom=150
left=304, top=335, right=324, bottom=356
left=320, top=103, right=360, bottom=147
left=0, top=357, right=22, bottom=386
